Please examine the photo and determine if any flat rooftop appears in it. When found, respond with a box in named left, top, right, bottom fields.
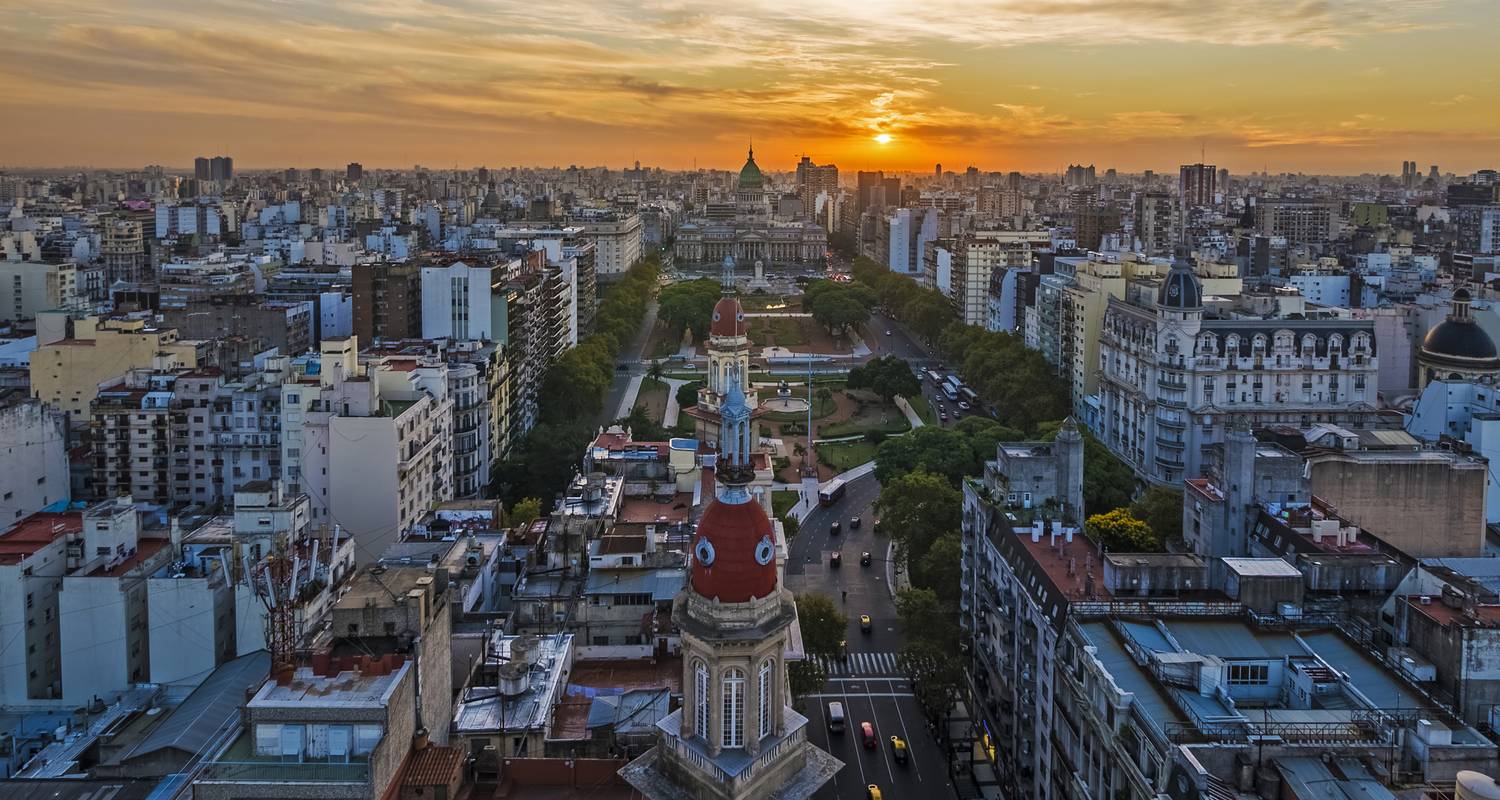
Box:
left=252, top=660, right=409, bottom=708
left=0, top=512, right=82, bottom=564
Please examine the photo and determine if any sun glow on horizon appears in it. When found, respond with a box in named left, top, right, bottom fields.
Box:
left=873, top=133, right=893, bottom=145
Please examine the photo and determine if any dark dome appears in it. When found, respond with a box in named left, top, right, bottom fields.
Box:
left=1422, top=319, right=1499, bottom=361
left=737, top=147, right=763, bottom=190
left=1157, top=266, right=1202, bottom=310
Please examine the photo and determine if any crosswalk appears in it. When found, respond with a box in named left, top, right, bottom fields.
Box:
left=812, top=651, right=902, bottom=677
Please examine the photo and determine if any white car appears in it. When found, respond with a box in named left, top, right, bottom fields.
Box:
left=885, top=330, right=893, bottom=336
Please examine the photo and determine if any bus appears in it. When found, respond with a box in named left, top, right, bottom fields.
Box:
left=925, top=369, right=942, bottom=385
left=958, top=387, right=980, bottom=408
left=818, top=478, right=847, bottom=506
left=942, top=382, right=959, bottom=401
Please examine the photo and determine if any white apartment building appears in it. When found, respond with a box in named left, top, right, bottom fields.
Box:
left=0, top=498, right=155, bottom=704
left=1097, top=258, right=1379, bottom=485
left=580, top=213, right=643, bottom=280
left=0, top=393, right=68, bottom=521
left=888, top=207, right=938, bottom=277
left=0, top=260, right=79, bottom=323
left=420, top=260, right=507, bottom=341
left=951, top=231, right=1052, bottom=326
left=288, top=338, right=454, bottom=560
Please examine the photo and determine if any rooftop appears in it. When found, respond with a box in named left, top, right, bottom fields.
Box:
left=618, top=493, right=692, bottom=524
left=0, top=511, right=82, bottom=565
left=454, top=633, right=573, bottom=735
left=252, top=657, right=409, bottom=708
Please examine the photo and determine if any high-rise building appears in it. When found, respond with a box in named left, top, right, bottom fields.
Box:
left=209, top=155, right=233, bottom=182
left=346, top=161, right=364, bottom=182
left=1132, top=192, right=1179, bottom=256
left=934, top=163, right=942, bottom=178
left=352, top=261, right=422, bottom=343
left=855, top=171, right=884, bottom=215
left=193, top=157, right=211, bottom=181
left=794, top=156, right=838, bottom=212
left=1179, top=162, right=1217, bottom=207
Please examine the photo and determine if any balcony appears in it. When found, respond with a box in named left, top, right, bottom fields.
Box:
left=197, top=733, right=371, bottom=787
left=1154, top=452, right=1185, bottom=470
left=1155, top=414, right=1187, bottom=429
left=1156, top=376, right=1186, bottom=391
left=1157, top=395, right=1186, bottom=409
left=1154, top=435, right=1185, bottom=450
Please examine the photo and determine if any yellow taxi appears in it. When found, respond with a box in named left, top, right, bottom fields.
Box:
left=859, top=614, right=872, bottom=633
left=865, top=785, right=883, bottom=800
left=890, top=735, right=908, bottom=764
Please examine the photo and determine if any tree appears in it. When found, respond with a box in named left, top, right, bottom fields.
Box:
left=875, top=426, right=979, bottom=487
left=876, top=470, right=962, bottom=576
left=539, top=352, right=610, bottom=423
left=1085, top=508, right=1161, bottom=553
left=916, top=534, right=964, bottom=603
left=675, top=380, right=702, bottom=409
left=847, top=355, right=920, bottom=402
left=804, top=284, right=872, bottom=334
left=614, top=404, right=670, bottom=442
left=1036, top=421, right=1134, bottom=516
left=795, top=593, right=848, bottom=657
left=647, top=359, right=663, bottom=383
left=895, top=586, right=960, bottom=651
left=508, top=497, right=542, bottom=530
left=1131, top=486, right=1184, bottom=543
left=787, top=659, right=828, bottom=703
left=657, top=278, right=721, bottom=340
left=898, top=645, right=965, bottom=723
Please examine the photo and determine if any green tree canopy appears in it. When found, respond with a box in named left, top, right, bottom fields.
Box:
left=507, top=497, right=542, bottom=530
left=795, top=592, right=849, bottom=658
left=847, top=355, right=920, bottom=402
left=1131, top=486, right=1184, bottom=543
left=657, top=278, right=721, bottom=340
left=916, top=533, right=964, bottom=605
left=675, top=380, right=702, bottom=409
left=875, top=469, right=961, bottom=566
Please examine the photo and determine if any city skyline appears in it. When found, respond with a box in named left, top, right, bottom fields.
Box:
left=3, top=0, right=1498, bottom=173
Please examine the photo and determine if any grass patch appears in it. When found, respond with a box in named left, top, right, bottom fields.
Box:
left=819, top=415, right=910, bottom=439
left=754, top=317, right=810, bottom=347
left=771, top=490, right=801, bottom=538
left=907, top=394, right=936, bottom=425
left=636, top=378, right=670, bottom=423
left=816, top=439, right=879, bottom=472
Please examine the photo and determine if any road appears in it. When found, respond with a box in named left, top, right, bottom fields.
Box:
left=785, top=473, right=956, bottom=800
left=599, top=298, right=659, bottom=428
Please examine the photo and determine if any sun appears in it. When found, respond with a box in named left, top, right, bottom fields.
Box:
left=873, top=133, right=893, bottom=144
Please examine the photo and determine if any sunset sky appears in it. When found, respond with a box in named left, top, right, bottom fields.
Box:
left=3, top=0, right=1497, bottom=174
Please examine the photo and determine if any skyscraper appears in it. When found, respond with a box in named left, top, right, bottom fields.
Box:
left=1179, top=162, right=1217, bottom=208
left=346, top=162, right=364, bottom=182
left=209, top=155, right=233, bottom=182
left=793, top=156, right=838, bottom=212
left=934, top=163, right=942, bottom=178
left=193, top=157, right=210, bottom=181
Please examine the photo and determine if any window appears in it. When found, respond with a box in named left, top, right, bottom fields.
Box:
left=758, top=660, right=774, bottom=739
left=1228, top=663, right=1269, bottom=685
left=694, top=660, right=710, bottom=738
left=722, top=668, right=745, bottom=748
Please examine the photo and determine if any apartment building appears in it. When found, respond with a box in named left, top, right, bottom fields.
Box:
left=1132, top=192, right=1178, bottom=257
left=0, top=260, right=79, bottom=323
left=31, top=314, right=202, bottom=421
left=0, top=390, right=69, bottom=521
left=579, top=212, right=643, bottom=280
left=1097, top=257, right=1379, bottom=485
left=946, top=231, right=1052, bottom=326
left=351, top=261, right=422, bottom=343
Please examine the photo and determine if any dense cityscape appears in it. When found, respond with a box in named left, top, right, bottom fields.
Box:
left=4, top=4, right=1500, bottom=800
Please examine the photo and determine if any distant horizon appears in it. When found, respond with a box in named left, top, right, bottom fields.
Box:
left=4, top=1, right=1498, bottom=175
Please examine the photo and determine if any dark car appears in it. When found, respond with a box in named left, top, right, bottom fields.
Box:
left=830, top=521, right=841, bottom=535
left=830, top=552, right=841, bottom=568
left=860, top=552, right=872, bottom=567
left=849, top=517, right=861, bottom=529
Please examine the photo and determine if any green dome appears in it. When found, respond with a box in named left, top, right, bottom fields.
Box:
left=737, top=147, right=763, bottom=189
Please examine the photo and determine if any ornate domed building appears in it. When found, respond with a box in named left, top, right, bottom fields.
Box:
left=1418, top=289, right=1500, bottom=389
left=621, top=371, right=841, bottom=800
left=735, top=145, right=766, bottom=210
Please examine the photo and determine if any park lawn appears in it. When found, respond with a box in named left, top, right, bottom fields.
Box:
left=761, top=317, right=810, bottom=347
left=816, top=439, right=878, bottom=473
left=817, top=392, right=909, bottom=438
left=907, top=394, right=936, bottom=424
left=636, top=378, right=670, bottom=423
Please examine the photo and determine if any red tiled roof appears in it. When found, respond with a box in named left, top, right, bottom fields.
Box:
left=0, top=512, right=82, bottom=565
left=401, top=745, right=463, bottom=786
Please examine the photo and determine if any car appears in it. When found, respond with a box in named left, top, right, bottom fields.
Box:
left=860, top=551, right=872, bottom=566
left=830, top=552, right=841, bottom=568
left=859, top=614, right=872, bottom=633
left=827, top=701, right=846, bottom=733
left=849, top=516, right=861, bottom=529
left=866, top=786, right=883, bottom=800
left=958, top=401, right=971, bottom=411
left=860, top=722, right=877, bottom=749
left=885, top=329, right=893, bottom=336
left=890, top=735, right=909, bottom=764
left=939, top=412, right=948, bottom=421
left=829, top=521, right=841, bottom=535
left=681, top=363, right=696, bottom=369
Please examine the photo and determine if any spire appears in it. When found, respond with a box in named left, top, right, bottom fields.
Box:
left=721, top=254, right=736, bottom=295
left=716, top=362, right=754, bottom=500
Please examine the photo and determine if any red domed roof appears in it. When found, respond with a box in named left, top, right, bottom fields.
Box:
left=690, top=497, right=777, bottom=603
left=710, top=297, right=748, bottom=338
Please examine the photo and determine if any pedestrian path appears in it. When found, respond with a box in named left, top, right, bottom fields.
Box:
left=814, top=651, right=902, bottom=677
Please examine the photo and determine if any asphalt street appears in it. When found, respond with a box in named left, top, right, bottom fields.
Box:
left=599, top=298, right=659, bottom=428
left=785, top=474, right=956, bottom=800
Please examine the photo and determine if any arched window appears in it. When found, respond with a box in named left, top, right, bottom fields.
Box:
left=758, top=660, right=774, bottom=739
left=1353, top=333, right=1371, bottom=351
left=1252, top=334, right=1268, bottom=355
left=1225, top=334, right=1240, bottom=356
left=722, top=669, right=746, bottom=748
left=1301, top=334, right=1318, bottom=357
left=694, top=660, right=709, bottom=738
left=1329, top=334, right=1344, bottom=355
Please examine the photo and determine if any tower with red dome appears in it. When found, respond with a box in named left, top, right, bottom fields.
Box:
left=688, top=256, right=760, bottom=448
left=621, top=364, right=841, bottom=800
